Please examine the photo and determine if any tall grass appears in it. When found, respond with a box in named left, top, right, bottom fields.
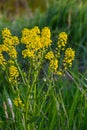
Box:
left=0, top=68, right=87, bottom=129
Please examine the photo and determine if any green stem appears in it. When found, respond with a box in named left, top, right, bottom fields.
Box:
left=34, top=84, right=36, bottom=112
left=25, top=72, right=38, bottom=129
left=32, top=70, right=38, bottom=112
left=25, top=93, right=31, bottom=130
left=15, top=60, right=26, bottom=85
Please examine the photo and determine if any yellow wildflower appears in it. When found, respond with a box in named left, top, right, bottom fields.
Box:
left=1, top=42, right=17, bottom=59
left=45, top=51, right=54, bottom=60
left=21, top=28, right=30, bottom=37
left=9, top=65, right=19, bottom=83
left=0, top=53, right=6, bottom=65
left=22, top=49, right=34, bottom=58
left=0, top=28, right=19, bottom=61
left=21, top=26, right=41, bottom=51
left=13, top=97, right=22, bottom=107
left=0, top=44, right=9, bottom=52
left=2, top=28, right=12, bottom=39
left=57, top=71, right=63, bottom=76
left=3, top=37, right=13, bottom=46
left=1, top=28, right=19, bottom=58
left=21, top=27, right=52, bottom=59
left=12, top=36, right=19, bottom=45
left=57, top=32, right=68, bottom=49
left=8, top=46, right=17, bottom=59
left=41, top=27, right=51, bottom=39
left=41, top=27, right=52, bottom=48
left=63, top=48, right=75, bottom=70
left=49, top=59, right=58, bottom=72
left=0, top=45, right=6, bottom=66
left=0, top=45, right=4, bottom=52
left=32, top=26, right=40, bottom=34
left=0, top=44, right=17, bottom=59
left=8, top=60, right=15, bottom=65
left=3, top=36, right=19, bottom=46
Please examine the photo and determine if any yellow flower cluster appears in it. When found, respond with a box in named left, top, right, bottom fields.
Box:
left=0, top=28, right=20, bottom=84
left=45, top=51, right=54, bottom=60
left=0, top=27, right=75, bottom=82
left=22, top=49, right=34, bottom=58
left=9, top=65, right=19, bottom=83
left=57, top=32, right=68, bottom=50
left=1, top=28, right=19, bottom=59
left=2, top=28, right=12, bottom=38
left=63, top=48, right=75, bottom=70
left=21, top=26, right=52, bottom=58
left=45, top=31, right=75, bottom=75
left=41, top=27, right=52, bottom=48
left=0, top=45, right=6, bottom=65
left=0, top=53, right=6, bottom=65
left=49, top=59, right=58, bottom=72
left=13, top=97, right=22, bottom=107
left=45, top=51, right=58, bottom=72
left=45, top=52, right=63, bottom=75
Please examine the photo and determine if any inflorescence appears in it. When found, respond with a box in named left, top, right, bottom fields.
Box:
left=0, top=27, right=75, bottom=83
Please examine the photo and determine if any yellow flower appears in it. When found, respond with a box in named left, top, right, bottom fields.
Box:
left=49, top=59, right=58, bottom=72
left=8, top=46, right=17, bottom=59
left=21, top=28, right=30, bottom=37
left=0, top=45, right=6, bottom=66
left=32, top=26, right=40, bottom=34
left=0, top=53, right=6, bottom=65
left=0, top=44, right=9, bottom=52
left=57, top=32, right=68, bottom=49
left=3, top=36, right=19, bottom=46
left=45, top=51, right=54, bottom=60
left=1, top=42, right=17, bottom=59
left=22, top=49, right=34, bottom=58
left=3, top=37, right=13, bottom=46
left=41, top=27, right=52, bottom=48
left=63, top=48, right=75, bottom=69
left=2, top=28, right=12, bottom=39
left=9, top=65, right=19, bottom=83
left=21, top=26, right=41, bottom=51
left=21, top=26, right=52, bottom=61
left=57, top=71, right=63, bottom=76
left=12, top=36, right=19, bottom=45
left=1, top=28, right=19, bottom=61
left=8, top=60, right=15, bottom=65
left=41, top=27, right=51, bottom=39
left=13, top=97, right=22, bottom=107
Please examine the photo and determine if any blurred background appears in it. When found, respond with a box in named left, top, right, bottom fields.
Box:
left=0, top=0, right=86, bottom=17
left=0, top=0, right=50, bottom=18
